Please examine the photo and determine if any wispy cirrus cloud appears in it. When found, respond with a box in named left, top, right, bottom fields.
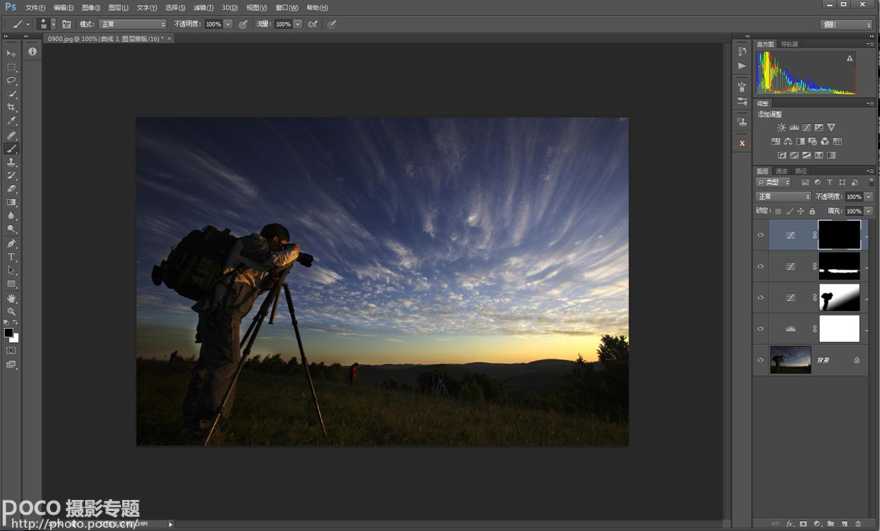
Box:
left=137, top=117, right=629, bottom=361
left=302, top=265, right=343, bottom=286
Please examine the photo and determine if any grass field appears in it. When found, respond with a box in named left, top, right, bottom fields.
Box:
left=136, top=360, right=628, bottom=447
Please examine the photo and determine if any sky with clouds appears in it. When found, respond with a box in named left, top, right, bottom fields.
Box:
left=136, top=117, right=628, bottom=364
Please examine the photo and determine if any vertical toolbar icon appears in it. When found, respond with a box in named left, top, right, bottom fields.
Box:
left=732, top=40, right=752, bottom=153
left=2, top=40, right=20, bottom=363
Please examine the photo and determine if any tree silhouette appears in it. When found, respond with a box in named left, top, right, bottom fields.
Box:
left=597, top=334, right=629, bottom=363
left=261, top=353, right=286, bottom=373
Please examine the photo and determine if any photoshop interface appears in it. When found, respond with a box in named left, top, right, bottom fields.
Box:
left=0, top=0, right=877, bottom=530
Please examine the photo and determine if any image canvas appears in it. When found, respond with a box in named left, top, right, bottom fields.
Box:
left=136, top=117, right=630, bottom=446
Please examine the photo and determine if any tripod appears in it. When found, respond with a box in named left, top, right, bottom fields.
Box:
left=203, top=273, right=328, bottom=446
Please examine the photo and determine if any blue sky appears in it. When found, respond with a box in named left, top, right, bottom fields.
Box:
left=136, top=117, right=629, bottom=364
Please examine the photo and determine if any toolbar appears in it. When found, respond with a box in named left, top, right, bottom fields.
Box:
left=0, top=0, right=874, bottom=16
left=1, top=39, right=22, bottom=374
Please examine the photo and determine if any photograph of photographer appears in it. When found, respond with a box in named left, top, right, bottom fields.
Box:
left=136, top=117, right=629, bottom=447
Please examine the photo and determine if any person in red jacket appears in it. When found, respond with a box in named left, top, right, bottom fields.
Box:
left=349, top=362, right=359, bottom=386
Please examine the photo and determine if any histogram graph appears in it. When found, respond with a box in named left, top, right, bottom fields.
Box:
left=756, top=50, right=857, bottom=96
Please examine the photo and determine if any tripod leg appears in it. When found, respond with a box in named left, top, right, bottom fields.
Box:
left=268, top=281, right=281, bottom=324
left=203, top=284, right=280, bottom=446
left=240, top=313, right=259, bottom=347
left=282, top=283, right=328, bottom=437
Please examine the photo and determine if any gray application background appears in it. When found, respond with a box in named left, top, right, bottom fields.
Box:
left=754, top=378, right=870, bottom=517
left=40, top=42, right=725, bottom=521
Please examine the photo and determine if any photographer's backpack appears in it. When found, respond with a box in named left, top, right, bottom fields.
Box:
left=151, top=226, right=238, bottom=301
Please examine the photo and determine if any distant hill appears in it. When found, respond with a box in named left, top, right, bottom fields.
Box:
left=356, top=359, right=591, bottom=392
left=145, top=356, right=596, bottom=393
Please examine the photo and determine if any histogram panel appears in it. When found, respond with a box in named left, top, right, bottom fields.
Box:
left=756, top=50, right=857, bottom=96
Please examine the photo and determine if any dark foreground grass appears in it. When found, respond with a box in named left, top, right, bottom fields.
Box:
left=137, top=360, right=628, bottom=447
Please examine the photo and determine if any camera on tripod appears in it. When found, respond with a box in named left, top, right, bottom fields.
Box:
left=296, top=252, right=314, bottom=268
left=204, top=266, right=327, bottom=445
